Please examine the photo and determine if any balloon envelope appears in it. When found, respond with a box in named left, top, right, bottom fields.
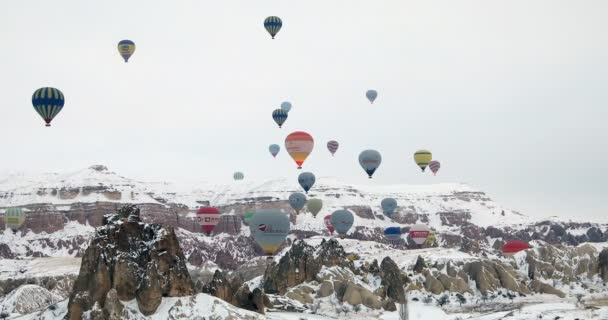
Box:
left=359, top=150, right=382, bottom=178
left=233, top=172, right=244, bottom=180
left=285, top=131, right=314, bottom=169
left=117, top=40, right=135, bottom=62
left=381, top=198, right=398, bottom=217
left=366, top=90, right=378, bottom=103
left=264, top=16, right=282, bottom=39
left=32, top=87, right=65, bottom=127
left=330, top=210, right=354, bottom=236
left=414, top=150, right=433, bottom=172
left=243, top=211, right=255, bottom=226
left=306, top=198, right=323, bottom=217
left=197, top=207, right=221, bottom=235
left=250, top=209, right=290, bottom=255
left=281, top=101, right=292, bottom=113
left=298, top=172, right=316, bottom=193
left=384, top=227, right=402, bottom=242
left=409, top=224, right=430, bottom=245
left=288, top=192, right=307, bottom=213
left=429, top=160, right=441, bottom=175
left=269, top=144, right=280, bottom=158
left=324, top=215, right=334, bottom=234
left=503, top=241, right=530, bottom=255
left=327, top=140, right=339, bottom=156
left=272, top=109, right=288, bottom=128
left=4, top=208, right=26, bottom=230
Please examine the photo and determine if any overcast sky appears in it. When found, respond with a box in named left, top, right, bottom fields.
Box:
left=0, top=1, right=606, bottom=221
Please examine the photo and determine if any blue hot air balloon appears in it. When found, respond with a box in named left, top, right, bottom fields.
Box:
left=269, top=144, right=280, bottom=158
left=264, top=16, right=283, bottom=39
left=384, top=227, right=402, bottom=244
left=249, top=209, right=290, bottom=256
left=281, top=101, right=292, bottom=113
left=288, top=192, right=307, bottom=214
left=358, top=149, right=382, bottom=178
left=381, top=198, right=398, bottom=217
left=330, top=210, right=354, bottom=237
left=272, top=109, right=288, bottom=128
left=297, top=172, right=316, bottom=194
left=366, top=90, right=378, bottom=104
left=32, top=87, right=65, bottom=127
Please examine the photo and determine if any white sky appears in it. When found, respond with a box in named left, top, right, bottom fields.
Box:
left=1, top=1, right=606, bottom=221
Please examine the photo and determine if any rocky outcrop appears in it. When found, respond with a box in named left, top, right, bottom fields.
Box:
left=0, top=284, right=62, bottom=315
left=599, top=248, right=608, bottom=282
left=66, top=205, right=194, bottom=320
left=379, top=257, right=409, bottom=303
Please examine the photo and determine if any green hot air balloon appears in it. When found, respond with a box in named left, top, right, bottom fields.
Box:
left=233, top=172, right=244, bottom=181
left=330, top=209, right=354, bottom=238
left=5, top=208, right=26, bottom=230
left=306, top=198, right=323, bottom=217
left=32, top=87, right=65, bottom=127
left=250, top=209, right=290, bottom=256
left=243, top=211, right=255, bottom=226
left=288, top=192, right=307, bottom=214
left=264, top=16, right=283, bottom=39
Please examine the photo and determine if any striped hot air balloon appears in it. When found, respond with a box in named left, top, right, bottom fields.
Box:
left=117, top=40, right=136, bottom=62
left=32, top=87, right=65, bottom=127
left=384, top=227, right=402, bottom=244
left=414, top=149, right=433, bottom=172
left=272, top=109, right=288, bottom=128
left=327, top=140, right=339, bottom=156
left=197, top=207, right=221, bottom=236
left=4, top=208, right=26, bottom=230
left=285, top=131, right=314, bottom=169
left=233, top=172, right=244, bottom=181
left=429, top=160, right=441, bottom=176
left=366, top=90, right=378, bottom=104
left=264, top=16, right=283, bottom=39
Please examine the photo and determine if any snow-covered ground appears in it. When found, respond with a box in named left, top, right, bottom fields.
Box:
left=0, top=257, right=81, bottom=281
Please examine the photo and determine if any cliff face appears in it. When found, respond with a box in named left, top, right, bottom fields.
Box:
left=66, top=205, right=194, bottom=319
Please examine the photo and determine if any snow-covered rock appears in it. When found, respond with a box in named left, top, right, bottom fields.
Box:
left=0, top=284, right=61, bottom=315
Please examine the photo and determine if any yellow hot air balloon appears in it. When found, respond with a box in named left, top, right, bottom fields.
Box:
left=414, top=149, right=432, bottom=172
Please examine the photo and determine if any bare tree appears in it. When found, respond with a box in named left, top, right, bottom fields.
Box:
left=398, top=286, right=409, bottom=320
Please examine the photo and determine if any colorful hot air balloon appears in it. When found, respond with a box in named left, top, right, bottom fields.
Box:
left=327, top=140, right=339, bottom=156
left=384, top=227, right=402, bottom=244
left=330, top=210, right=354, bottom=238
left=414, top=150, right=433, bottom=172
left=281, top=101, right=292, bottom=113
left=429, top=160, right=441, bottom=176
left=306, top=198, right=323, bottom=217
left=243, top=211, right=255, bottom=226
left=4, top=208, right=26, bottom=230
left=503, top=240, right=530, bottom=256
left=324, top=215, right=335, bottom=234
left=233, top=172, right=244, bottom=181
left=381, top=198, right=398, bottom=217
left=32, top=87, right=65, bottom=127
left=264, top=16, right=283, bottom=39
left=272, top=109, right=288, bottom=128
left=197, top=207, right=221, bottom=236
left=250, top=209, right=290, bottom=256
left=269, top=144, right=280, bottom=158
left=366, top=90, right=378, bottom=104
left=285, top=131, right=314, bottom=169
left=297, top=172, right=316, bottom=194
left=359, top=149, right=382, bottom=178
left=409, top=224, right=430, bottom=245
left=288, top=192, right=307, bottom=214
left=117, top=40, right=135, bottom=62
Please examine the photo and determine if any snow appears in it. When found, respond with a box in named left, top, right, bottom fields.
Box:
left=0, top=257, right=81, bottom=281
left=0, top=284, right=62, bottom=316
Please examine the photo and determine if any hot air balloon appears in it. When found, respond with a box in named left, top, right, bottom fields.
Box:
left=117, top=40, right=136, bottom=62
left=414, top=150, right=433, bottom=172
left=288, top=192, right=307, bottom=214
left=250, top=209, right=290, bottom=256
left=264, top=16, right=282, bottom=39
left=32, top=87, right=64, bottom=127
left=281, top=101, right=292, bottom=113
left=243, top=211, right=255, bottom=226
left=269, top=144, right=280, bottom=158
left=503, top=240, right=530, bottom=256
left=409, top=224, right=430, bottom=246
left=306, top=198, right=323, bottom=217
left=272, top=109, right=288, bottom=128
left=298, top=172, right=316, bottom=194
left=285, top=131, right=314, bottom=169
left=429, top=160, right=441, bottom=176
left=197, top=207, right=221, bottom=236
left=330, top=210, right=354, bottom=238
left=366, top=90, right=378, bottom=104
left=324, top=215, right=335, bottom=234
left=384, top=227, right=402, bottom=244
left=327, top=140, right=339, bottom=156
left=4, top=208, right=26, bottom=230
left=381, top=198, right=398, bottom=217
left=359, top=150, right=382, bottom=178
left=233, top=172, right=244, bottom=181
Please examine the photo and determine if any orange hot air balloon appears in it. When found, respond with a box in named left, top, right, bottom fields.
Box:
left=285, top=131, right=314, bottom=169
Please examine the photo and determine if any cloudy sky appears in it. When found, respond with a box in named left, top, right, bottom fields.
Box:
left=0, top=1, right=606, bottom=221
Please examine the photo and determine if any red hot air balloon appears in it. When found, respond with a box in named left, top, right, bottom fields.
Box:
left=409, top=224, right=430, bottom=246
left=503, top=240, right=530, bottom=256
left=285, top=131, right=314, bottom=169
left=197, top=207, right=221, bottom=236
left=324, top=215, right=334, bottom=234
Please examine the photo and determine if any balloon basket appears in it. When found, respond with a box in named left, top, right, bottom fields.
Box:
left=45, top=123, right=51, bottom=127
